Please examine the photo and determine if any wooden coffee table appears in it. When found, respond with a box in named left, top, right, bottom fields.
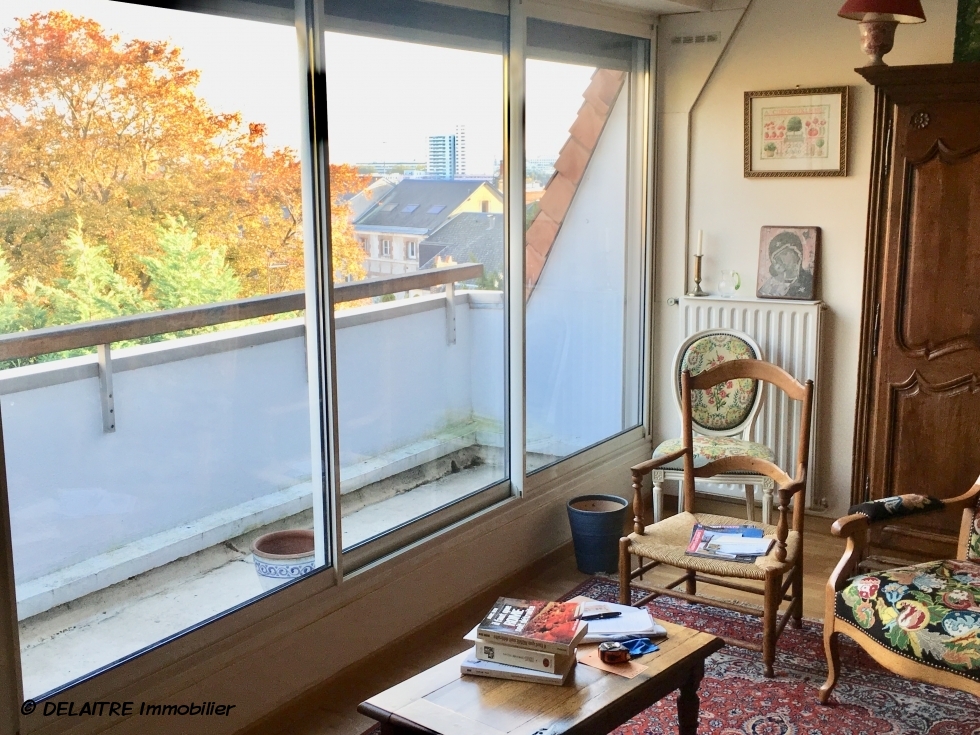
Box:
left=358, top=620, right=723, bottom=735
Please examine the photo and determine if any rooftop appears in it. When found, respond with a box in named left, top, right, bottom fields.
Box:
left=354, top=179, right=500, bottom=233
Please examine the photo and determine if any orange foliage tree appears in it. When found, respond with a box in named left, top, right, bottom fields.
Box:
left=0, top=11, right=367, bottom=308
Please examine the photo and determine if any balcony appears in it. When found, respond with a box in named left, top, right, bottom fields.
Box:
left=2, top=264, right=535, bottom=697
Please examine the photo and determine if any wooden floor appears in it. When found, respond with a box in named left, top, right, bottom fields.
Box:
left=236, top=525, right=845, bottom=735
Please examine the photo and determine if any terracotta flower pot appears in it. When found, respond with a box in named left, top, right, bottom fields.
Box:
left=251, top=529, right=316, bottom=590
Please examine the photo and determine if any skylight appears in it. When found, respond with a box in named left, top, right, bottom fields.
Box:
left=382, top=203, right=397, bottom=211
left=402, top=204, right=420, bottom=213
left=427, top=205, right=446, bottom=214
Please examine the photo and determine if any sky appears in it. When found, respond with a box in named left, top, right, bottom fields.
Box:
left=0, top=1, right=598, bottom=175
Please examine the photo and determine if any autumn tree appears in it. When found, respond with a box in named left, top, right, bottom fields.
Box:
left=0, top=11, right=368, bottom=319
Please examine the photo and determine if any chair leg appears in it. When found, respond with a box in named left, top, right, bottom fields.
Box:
left=619, top=538, right=631, bottom=606
left=743, top=484, right=755, bottom=522
left=791, top=562, right=803, bottom=629
left=685, top=570, right=697, bottom=596
left=819, top=627, right=841, bottom=704
left=652, top=479, right=664, bottom=524
left=762, top=573, right=779, bottom=678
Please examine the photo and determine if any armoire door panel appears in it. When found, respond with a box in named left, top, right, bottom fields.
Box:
left=897, top=150, right=980, bottom=356
left=883, top=372, right=980, bottom=503
left=900, top=100, right=980, bottom=161
left=873, top=372, right=980, bottom=556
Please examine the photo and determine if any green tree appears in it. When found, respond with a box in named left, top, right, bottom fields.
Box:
left=786, top=117, right=803, bottom=133
left=140, top=218, right=239, bottom=310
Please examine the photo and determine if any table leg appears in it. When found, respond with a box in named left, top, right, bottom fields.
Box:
left=677, top=661, right=705, bottom=735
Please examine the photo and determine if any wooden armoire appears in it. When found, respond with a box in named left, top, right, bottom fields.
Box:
left=852, top=63, right=980, bottom=564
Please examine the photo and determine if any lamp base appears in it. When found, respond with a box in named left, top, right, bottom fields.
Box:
left=858, top=20, right=898, bottom=66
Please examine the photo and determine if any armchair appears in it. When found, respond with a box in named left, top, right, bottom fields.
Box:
left=620, top=358, right=814, bottom=677
left=819, top=483, right=980, bottom=702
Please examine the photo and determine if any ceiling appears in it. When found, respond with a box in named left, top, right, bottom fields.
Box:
left=582, top=0, right=712, bottom=15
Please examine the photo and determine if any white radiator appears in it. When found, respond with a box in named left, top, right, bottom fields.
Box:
left=680, top=296, right=825, bottom=511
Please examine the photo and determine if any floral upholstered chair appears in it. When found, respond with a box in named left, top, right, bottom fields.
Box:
left=649, top=330, right=776, bottom=524
left=819, top=482, right=980, bottom=702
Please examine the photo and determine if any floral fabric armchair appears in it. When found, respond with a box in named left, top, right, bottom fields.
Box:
left=819, top=483, right=980, bottom=702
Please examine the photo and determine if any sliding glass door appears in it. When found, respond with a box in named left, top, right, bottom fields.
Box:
left=0, top=0, right=652, bottom=707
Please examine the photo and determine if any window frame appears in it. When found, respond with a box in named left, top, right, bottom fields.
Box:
left=0, top=0, right=657, bottom=721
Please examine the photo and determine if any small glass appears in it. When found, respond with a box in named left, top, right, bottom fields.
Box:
left=718, top=270, right=741, bottom=298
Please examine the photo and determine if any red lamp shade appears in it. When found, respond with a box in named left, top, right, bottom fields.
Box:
left=838, top=0, right=926, bottom=23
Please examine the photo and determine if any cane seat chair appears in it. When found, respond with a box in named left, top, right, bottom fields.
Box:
left=620, top=359, right=814, bottom=677
left=819, top=483, right=980, bottom=702
left=650, top=330, right=777, bottom=525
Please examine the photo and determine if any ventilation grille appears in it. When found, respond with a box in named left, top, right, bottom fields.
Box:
left=671, top=32, right=720, bottom=45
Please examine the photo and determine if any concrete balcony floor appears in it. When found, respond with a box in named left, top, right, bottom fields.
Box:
left=18, top=461, right=505, bottom=699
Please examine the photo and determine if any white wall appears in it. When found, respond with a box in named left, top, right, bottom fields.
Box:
left=655, top=0, right=957, bottom=518
left=526, top=91, right=637, bottom=456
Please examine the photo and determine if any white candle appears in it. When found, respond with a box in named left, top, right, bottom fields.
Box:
left=697, top=230, right=704, bottom=257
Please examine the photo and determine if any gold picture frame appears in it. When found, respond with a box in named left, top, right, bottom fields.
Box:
left=744, top=87, right=849, bottom=178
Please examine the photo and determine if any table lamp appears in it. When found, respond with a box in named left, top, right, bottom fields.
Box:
left=838, top=0, right=926, bottom=66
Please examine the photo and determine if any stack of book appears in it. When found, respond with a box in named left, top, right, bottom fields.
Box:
left=461, top=598, right=588, bottom=686
left=686, top=523, right=774, bottom=562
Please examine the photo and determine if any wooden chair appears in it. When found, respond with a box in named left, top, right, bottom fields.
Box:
left=649, top=330, right=777, bottom=526
left=819, top=483, right=980, bottom=703
left=620, top=359, right=814, bottom=678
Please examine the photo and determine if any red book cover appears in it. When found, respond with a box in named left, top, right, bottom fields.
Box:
left=476, top=598, right=586, bottom=655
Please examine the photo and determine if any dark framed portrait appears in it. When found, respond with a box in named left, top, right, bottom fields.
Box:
left=757, top=226, right=819, bottom=300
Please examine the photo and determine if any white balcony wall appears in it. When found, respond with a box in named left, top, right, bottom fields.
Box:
left=1, top=294, right=507, bottom=603
left=1, top=322, right=313, bottom=585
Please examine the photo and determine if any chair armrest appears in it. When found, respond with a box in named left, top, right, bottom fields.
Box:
left=630, top=449, right=686, bottom=477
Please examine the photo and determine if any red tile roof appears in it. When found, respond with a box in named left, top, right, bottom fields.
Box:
left=525, top=68, right=626, bottom=300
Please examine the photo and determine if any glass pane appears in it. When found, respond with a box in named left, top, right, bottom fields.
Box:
left=324, top=20, right=507, bottom=554
left=525, top=30, right=645, bottom=473
left=0, top=1, right=326, bottom=698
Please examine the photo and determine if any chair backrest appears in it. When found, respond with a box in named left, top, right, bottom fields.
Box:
left=679, top=359, right=814, bottom=533
left=672, top=329, right=764, bottom=438
left=969, top=493, right=980, bottom=561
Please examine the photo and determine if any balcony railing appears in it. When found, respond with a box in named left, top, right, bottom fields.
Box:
left=0, top=263, right=483, bottom=432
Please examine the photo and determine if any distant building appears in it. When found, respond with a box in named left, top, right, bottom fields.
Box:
left=427, top=126, right=466, bottom=179
left=418, top=212, right=504, bottom=288
left=354, top=179, right=502, bottom=276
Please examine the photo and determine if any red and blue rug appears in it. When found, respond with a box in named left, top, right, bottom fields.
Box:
left=364, top=577, right=980, bottom=734
left=576, top=577, right=980, bottom=735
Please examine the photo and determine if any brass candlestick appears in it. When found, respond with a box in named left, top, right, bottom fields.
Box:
left=691, top=254, right=707, bottom=297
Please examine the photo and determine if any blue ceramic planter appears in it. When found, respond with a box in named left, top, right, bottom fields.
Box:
left=566, top=495, right=629, bottom=574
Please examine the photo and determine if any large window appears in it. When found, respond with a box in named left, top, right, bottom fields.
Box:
left=0, top=0, right=651, bottom=708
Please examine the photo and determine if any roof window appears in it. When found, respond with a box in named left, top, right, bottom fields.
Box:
left=427, top=205, right=446, bottom=214
left=402, top=204, right=420, bottom=213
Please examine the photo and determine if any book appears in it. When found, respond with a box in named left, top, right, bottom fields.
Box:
left=460, top=655, right=575, bottom=686
left=476, top=598, right=587, bottom=655
left=473, top=639, right=575, bottom=675
left=568, top=598, right=668, bottom=643
left=686, top=524, right=773, bottom=562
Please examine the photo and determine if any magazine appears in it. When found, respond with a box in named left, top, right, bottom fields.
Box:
left=686, top=524, right=773, bottom=562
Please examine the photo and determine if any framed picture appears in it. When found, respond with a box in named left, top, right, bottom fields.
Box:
left=744, top=87, right=849, bottom=178
left=757, top=226, right=819, bottom=300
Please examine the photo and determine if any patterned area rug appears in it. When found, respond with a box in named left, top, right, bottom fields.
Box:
left=583, top=577, right=980, bottom=735
left=361, top=577, right=980, bottom=734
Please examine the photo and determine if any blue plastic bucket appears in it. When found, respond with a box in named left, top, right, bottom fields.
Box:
left=566, top=494, right=629, bottom=574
